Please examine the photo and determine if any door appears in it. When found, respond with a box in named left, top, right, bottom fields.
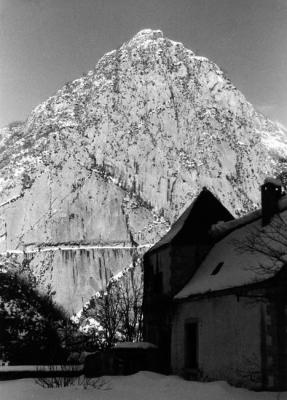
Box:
left=185, top=322, right=198, bottom=369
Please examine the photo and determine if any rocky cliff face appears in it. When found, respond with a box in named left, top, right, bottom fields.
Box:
left=0, top=29, right=286, bottom=313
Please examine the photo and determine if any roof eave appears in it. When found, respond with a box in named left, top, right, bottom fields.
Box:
left=173, top=275, right=280, bottom=303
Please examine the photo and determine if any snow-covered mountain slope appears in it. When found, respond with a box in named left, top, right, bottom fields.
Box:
left=0, top=29, right=286, bottom=313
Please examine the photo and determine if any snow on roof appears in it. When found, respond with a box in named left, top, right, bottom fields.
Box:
left=210, top=194, right=287, bottom=240
left=264, top=177, right=282, bottom=186
left=115, top=342, right=158, bottom=349
left=209, top=209, right=261, bottom=239
left=175, top=207, right=287, bottom=299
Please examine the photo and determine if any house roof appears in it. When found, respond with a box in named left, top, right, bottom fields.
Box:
left=146, top=188, right=234, bottom=254
left=210, top=195, right=287, bottom=240
left=147, top=201, right=194, bottom=253
left=175, top=195, right=287, bottom=300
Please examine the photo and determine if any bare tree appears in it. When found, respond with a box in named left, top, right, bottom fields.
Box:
left=90, top=281, right=124, bottom=348
left=116, top=267, right=143, bottom=342
left=235, top=213, right=287, bottom=276
left=81, top=266, right=143, bottom=348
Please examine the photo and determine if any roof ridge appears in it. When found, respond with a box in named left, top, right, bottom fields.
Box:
left=210, top=194, right=287, bottom=241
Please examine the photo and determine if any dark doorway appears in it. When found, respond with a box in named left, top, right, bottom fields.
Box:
left=185, top=322, right=198, bottom=369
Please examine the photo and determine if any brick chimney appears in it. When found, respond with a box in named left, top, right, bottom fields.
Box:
left=261, top=177, right=283, bottom=226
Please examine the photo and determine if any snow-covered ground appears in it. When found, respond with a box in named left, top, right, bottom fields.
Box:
left=0, top=371, right=286, bottom=400
left=0, top=365, right=83, bottom=372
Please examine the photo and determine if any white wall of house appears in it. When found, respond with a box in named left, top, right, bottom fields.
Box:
left=171, top=293, right=264, bottom=388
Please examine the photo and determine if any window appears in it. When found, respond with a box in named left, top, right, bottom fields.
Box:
left=185, top=322, right=198, bottom=369
left=211, top=261, right=224, bottom=275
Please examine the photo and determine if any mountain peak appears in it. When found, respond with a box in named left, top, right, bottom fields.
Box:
left=131, top=29, right=164, bottom=42
left=1, top=29, right=287, bottom=313
left=123, top=28, right=195, bottom=61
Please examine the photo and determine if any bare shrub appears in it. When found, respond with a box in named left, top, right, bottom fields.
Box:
left=35, top=365, right=110, bottom=389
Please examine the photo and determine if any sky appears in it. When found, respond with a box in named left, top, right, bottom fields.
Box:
left=0, top=0, right=286, bottom=128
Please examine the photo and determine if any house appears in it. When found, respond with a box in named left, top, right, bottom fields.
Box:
left=143, top=179, right=287, bottom=390
left=143, top=188, right=234, bottom=372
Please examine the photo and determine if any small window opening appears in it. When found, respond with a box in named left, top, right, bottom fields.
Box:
left=211, top=261, right=224, bottom=275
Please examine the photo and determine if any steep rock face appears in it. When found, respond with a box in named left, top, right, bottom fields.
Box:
left=0, top=29, right=286, bottom=313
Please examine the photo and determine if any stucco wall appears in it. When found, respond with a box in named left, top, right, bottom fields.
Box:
left=171, top=294, right=264, bottom=388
